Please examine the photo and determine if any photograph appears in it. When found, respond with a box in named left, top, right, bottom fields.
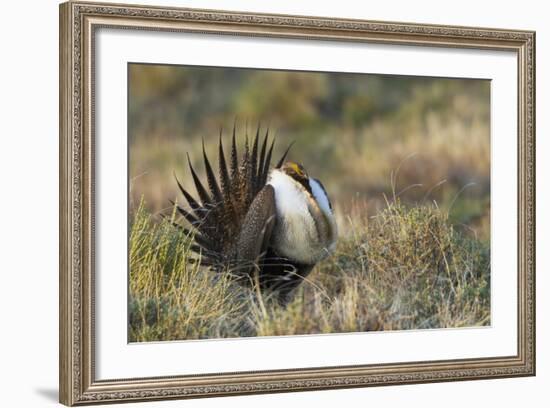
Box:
left=128, top=63, right=491, bottom=342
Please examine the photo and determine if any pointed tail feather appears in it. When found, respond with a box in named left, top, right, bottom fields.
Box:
left=187, top=153, right=212, bottom=207
left=169, top=199, right=199, bottom=226
left=275, top=141, right=295, bottom=169
left=250, top=124, right=260, bottom=187
left=202, top=139, right=223, bottom=204
left=257, top=129, right=269, bottom=189
left=218, top=129, right=231, bottom=197
left=230, top=122, right=239, bottom=181
left=260, top=138, right=275, bottom=187
left=174, top=173, right=201, bottom=214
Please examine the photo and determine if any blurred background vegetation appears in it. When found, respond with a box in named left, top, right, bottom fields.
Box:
left=129, top=63, right=490, bottom=241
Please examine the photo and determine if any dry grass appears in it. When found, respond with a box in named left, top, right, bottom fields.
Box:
left=128, top=196, right=490, bottom=342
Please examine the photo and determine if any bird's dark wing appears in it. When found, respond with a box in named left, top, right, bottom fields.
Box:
left=236, top=184, right=276, bottom=268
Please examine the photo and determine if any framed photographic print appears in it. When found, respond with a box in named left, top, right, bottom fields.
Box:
left=59, top=1, right=536, bottom=405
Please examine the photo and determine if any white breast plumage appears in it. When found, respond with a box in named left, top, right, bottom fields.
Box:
left=267, top=169, right=337, bottom=265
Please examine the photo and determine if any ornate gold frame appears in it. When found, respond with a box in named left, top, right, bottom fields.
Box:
left=59, top=1, right=536, bottom=405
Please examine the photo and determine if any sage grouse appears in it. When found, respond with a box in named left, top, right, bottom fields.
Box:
left=171, top=125, right=337, bottom=303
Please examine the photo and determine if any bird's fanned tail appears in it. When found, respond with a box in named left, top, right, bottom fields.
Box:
left=172, top=123, right=290, bottom=271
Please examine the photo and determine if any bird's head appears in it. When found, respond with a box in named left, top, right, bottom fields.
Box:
left=281, top=161, right=310, bottom=189
left=281, top=161, right=308, bottom=180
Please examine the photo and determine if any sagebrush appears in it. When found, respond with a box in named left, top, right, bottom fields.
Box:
left=129, top=198, right=490, bottom=342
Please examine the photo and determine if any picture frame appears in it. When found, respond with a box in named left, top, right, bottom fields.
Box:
left=59, top=1, right=536, bottom=405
